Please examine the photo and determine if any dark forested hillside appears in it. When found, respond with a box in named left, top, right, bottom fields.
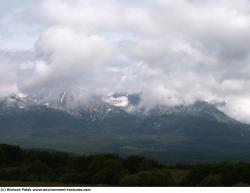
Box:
left=0, top=144, right=250, bottom=187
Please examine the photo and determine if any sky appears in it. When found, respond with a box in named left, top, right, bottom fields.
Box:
left=1, top=0, right=250, bottom=122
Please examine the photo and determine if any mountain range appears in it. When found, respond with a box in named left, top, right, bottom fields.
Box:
left=1, top=93, right=250, bottom=163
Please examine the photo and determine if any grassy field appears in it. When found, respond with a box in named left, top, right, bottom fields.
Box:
left=0, top=181, right=86, bottom=187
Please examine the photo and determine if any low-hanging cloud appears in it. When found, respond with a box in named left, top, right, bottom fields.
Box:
left=1, top=0, right=250, bottom=123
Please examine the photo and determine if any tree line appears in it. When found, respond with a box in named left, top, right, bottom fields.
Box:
left=0, top=144, right=249, bottom=186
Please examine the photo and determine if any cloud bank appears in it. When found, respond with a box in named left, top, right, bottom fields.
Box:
left=1, top=0, right=250, bottom=122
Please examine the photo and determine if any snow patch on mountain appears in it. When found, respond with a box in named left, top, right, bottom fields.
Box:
left=103, top=95, right=129, bottom=107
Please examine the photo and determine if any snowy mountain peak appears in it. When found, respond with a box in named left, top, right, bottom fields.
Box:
left=103, top=95, right=129, bottom=107
left=0, top=92, right=236, bottom=125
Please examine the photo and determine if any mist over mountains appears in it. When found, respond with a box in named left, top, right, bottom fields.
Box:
left=1, top=93, right=250, bottom=163
left=2, top=0, right=250, bottom=123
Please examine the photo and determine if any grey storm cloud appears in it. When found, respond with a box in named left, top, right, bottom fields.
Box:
left=1, top=0, right=250, bottom=122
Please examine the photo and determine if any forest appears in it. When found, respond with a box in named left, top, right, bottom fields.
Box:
left=0, top=144, right=250, bottom=187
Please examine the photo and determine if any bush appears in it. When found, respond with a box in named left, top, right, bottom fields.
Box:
left=119, top=170, right=175, bottom=186
left=0, top=144, right=24, bottom=165
left=60, top=172, right=89, bottom=184
left=119, top=175, right=142, bottom=186
left=0, top=167, right=23, bottom=180
left=123, top=155, right=162, bottom=174
left=198, top=174, right=223, bottom=187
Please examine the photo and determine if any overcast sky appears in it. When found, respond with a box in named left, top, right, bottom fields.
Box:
left=1, top=0, right=250, bottom=122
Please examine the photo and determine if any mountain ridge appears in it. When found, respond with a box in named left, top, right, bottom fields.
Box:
left=0, top=93, right=250, bottom=163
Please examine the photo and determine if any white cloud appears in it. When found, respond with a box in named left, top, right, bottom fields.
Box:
left=1, top=0, right=250, bottom=123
